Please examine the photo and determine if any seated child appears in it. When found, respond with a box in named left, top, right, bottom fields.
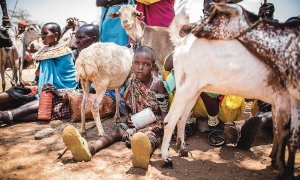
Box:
left=62, top=46, right=168, bottom=170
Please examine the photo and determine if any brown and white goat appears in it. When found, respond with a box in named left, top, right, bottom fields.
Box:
left=160, top=0, right=293, bottom=178
left=0, top=24, right=41, bottom=91
left=190, top=2, right=300, bottom=177
left=109, top=5, right=174, bottom=71
left=75, top=42, right=133, bottom=136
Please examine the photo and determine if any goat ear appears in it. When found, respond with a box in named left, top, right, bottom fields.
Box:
left=140, top=21, right=146, bottom=29
left=134, top=11, right=144, bottom=18
left=109, top=12, right=120, bottom=18
left=212, top=2, right=240, bottom=16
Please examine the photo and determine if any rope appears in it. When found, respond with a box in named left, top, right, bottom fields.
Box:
left=11, top=0, right=19, bottom=21
left=233, top=18, right=263, bottom=39
left=5, top=71, right=13, bottom=81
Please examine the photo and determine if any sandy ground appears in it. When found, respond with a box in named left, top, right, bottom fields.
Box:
left=0, top=68, right=299, bottom=179
left=0, top=68, right=36, bottom=92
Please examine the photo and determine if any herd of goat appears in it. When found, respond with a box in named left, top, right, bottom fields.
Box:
left=0, top=0, right=299, bottom=178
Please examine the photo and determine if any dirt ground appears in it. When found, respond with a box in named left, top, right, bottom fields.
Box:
left=0, top=68, right=299, bottom=179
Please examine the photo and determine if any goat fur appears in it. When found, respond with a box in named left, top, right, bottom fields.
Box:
left=75, top=42, right=133, bottom=136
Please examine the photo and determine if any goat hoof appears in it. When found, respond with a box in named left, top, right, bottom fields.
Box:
left=179, top=148, right=188, bottom=157
left=162, top=159, right=173, bottom=169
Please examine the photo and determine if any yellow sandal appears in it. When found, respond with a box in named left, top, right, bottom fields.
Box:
left=131, top=132, right=151, bottom=170
left=62, top=125, right=91, bottom=162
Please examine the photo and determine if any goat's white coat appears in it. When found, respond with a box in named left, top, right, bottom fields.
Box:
left=112, top=5, right=174, bottom=71
left=75, top=42, right=133, bottom=136
left=161, top=1, right=291, bottom=175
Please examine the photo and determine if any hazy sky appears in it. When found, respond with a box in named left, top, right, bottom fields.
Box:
left=3, top=0, right=300, bottom=28
left=6, top=0, right=100, bottom=27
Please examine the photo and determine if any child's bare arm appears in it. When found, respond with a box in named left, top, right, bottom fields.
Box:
left=151, top=79, right=169, bottom=119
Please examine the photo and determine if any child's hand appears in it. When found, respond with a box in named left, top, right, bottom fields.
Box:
left=126, top=114, right=135, bottom=128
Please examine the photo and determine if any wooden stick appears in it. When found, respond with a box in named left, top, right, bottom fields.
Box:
left=57, top=147, right=68, bottom=159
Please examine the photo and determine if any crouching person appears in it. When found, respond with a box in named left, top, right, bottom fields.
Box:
left=62, top=46, right=168, bottom=170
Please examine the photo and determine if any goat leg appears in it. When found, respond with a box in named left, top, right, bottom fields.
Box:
left=161, top=84, right=200, bottom=168
left=177, top=108, right=191, bottom=157
left=191, top=8, right=217, bottom=38
left=1, top=69, right=5, bottom=92
left=114, top=88, right=121, bottom=123
left=80, top=80, right=91, bottom=135
left=273, top=104, right=290, bottom=177
left=286, top=98, right=300, bottom=178
left=92, top=84, right=106, bottom=137
left=179, top=23, right=197, bottom=37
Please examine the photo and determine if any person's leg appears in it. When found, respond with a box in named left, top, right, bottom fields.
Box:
left=0, top=91, right=13, bottom=103
left=200, top=93, right=219, bottom=117
left=15, top=113, right=38, bottom=122
left=201, top=93, right=220, bottom=129
left=89, top=126, right=125, bottom=155
left=0, top=99, right=38, bottom=124
left=131, top=126, right=163, bottom=170
left=62, top=124, right=126, bottom=161
left=11, top=99, right=39, bottom=119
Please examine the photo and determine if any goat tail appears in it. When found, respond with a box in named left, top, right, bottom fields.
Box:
left=75, top=52, right=98, bottom=82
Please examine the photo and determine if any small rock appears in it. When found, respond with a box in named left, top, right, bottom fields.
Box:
left=50, top=120, right=63, bottom=129
left=34, top=126, right=44, bottom=132
left=34, top=128, right=55, bottom=140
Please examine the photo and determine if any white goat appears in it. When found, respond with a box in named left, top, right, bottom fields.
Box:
left=160, top=0, right=291, bottom=178
left=191, top=2, right=300, bottom=177
left=109, top=5, right=174, bottom=71
left=75, top=42, right=133, bottom=136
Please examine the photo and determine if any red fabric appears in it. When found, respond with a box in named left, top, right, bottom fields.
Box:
left=35, top=68, right=40, bottom=77
left=67, top=92, right=116, bottom=122
left=25, top=86, right=38, bottom=96
left=219, top=95, right=225, bottom=104
left=124, top=74, right=161, bottom=116
left=136, top=0, right=175, bottom=27
left=38, top=91, right=53, bottom=120
left=18, top=20, right=29, bottom=26
left=24, top=53, right=33, bottom=62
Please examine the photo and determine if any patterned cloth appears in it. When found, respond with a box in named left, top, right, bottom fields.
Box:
left=41, top=85, right=73, bottom=120
left=52, top=96, right=71, bottom=120
left=122, top=74, right=164, bottom=150
left=124, top=74, right=161, bottom=117
left=117, top=122, right=163, bottom=151
left=34, top=43, right=77, bottom=96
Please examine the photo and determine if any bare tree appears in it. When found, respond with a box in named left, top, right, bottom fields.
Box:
left=9, top=8, right=32, bottom=25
